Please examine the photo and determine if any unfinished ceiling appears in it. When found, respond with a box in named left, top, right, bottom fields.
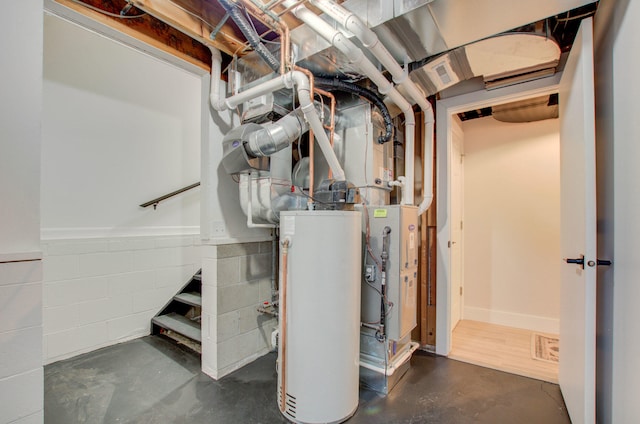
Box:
left=50, top=0, right=598, bottom=94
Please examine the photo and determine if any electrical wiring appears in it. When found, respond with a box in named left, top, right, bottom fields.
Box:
left=167, top=0, right=215, bottom=30
left=162, top=0, right=246, bottom=47
left=361, top=202, right=394, bottom=318
left=294, top=186, right=327, bottom=204
left=68, top=0, right=146, bottom=19
left=555, top=10, right=596, bottom=22
left=241, top=4, right=281, bottom=45
left=362, top=201, right=382, bottom=271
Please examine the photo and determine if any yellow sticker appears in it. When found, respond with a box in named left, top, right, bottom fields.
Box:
left=374, top=209, right=387, bottom=218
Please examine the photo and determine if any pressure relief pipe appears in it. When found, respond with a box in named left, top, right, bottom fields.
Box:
left=291, top=4, right=416, bottom=205
left=310, top=0, right=434, bottom=214
left=209, top=48, right=346, bottom=181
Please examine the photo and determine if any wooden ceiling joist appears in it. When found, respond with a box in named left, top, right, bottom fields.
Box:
left=129, top=0, right=249, bottom=55
left=55, top=0, right=214, bottom=70
left=53, top=0, right=316, bottom=71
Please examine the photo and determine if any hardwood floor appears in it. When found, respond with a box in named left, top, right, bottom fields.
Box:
left=449, top=320, right=559, bottom=383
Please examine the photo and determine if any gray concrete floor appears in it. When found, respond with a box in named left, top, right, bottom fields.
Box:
left=45, top=336, right=570, bottom=423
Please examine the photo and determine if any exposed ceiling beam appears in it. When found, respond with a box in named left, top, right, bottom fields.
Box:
left=51, top=0, right=324, bottom=71
left=129, top=0, right=249, bottom=55
left=54, top=0, right=214, bottom=70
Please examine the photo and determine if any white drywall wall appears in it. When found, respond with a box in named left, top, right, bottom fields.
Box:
left=42, top=15, right=201, bottom=239
left=461, top=116, right=561, bottom=333
left=1, top=4, right=42, bottom=255
left=594, top=0, right=640, bottom=421
left=0, top=2, right=44, bottom=422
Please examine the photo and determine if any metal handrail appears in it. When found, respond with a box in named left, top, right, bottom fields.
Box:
left=139, top=182, right=200, bottom=209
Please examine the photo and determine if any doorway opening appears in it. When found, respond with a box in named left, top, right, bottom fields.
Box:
left=435, top=76, right=562, bottom=383
left=448, top=105, right=561, bottom=383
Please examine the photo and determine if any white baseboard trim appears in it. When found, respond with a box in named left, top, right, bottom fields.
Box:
left=201, top=235, right=273, bottom=246
left=41, top=226, right=200, bottom=240
left=463, top=306, right=559, bottom=334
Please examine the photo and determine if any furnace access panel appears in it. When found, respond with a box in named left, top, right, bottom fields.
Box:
left=362, top=205, right=419, bottom=341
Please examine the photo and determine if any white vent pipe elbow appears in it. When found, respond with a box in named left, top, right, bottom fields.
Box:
left=209, top=48, right=228, bottom=111
left=293, top=4, right=416, bottom=205
left=209, top=48, right=346, bottom=181
left=310, top=0, right=434, bottom=214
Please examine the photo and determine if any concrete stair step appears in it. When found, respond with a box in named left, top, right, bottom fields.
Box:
left=173, top=292, right=202, bottom=307
left=152, top=312, right=201, bottom=342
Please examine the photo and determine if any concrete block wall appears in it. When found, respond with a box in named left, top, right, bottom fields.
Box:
left=42, top=235, right=202, bottom=364
left=202, top=241, right=276, bottom=379
left=0, top=259, right=43, bottom=424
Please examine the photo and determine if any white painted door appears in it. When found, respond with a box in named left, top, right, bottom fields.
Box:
left=450, top=117, right=464, bottom=329
left=559, top=17, right=596, bottom=424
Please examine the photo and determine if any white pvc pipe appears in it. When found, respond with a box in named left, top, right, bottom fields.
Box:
left=310, top=0, right=435, bottom=214
left=209, top=47, right=226, bottom=111
left=417, top=121, right=434, bottom=216
left=293, top=5, right=416, bottom=204
left=243, top=173, right=277, bottom=228
left=208, top=48, right=346, bottom=181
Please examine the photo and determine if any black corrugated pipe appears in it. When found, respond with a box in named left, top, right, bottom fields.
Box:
left=217, top=0, right=280, bottom=73
left=315, top=77, right=393, bottom=144
left=218, top=1, right=392, bottom=143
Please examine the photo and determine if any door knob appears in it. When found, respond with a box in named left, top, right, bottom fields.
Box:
left=564, top=256, right=584, bottom=269
left=587, top=259, right=612, bottom=267
left=564, top=256, right=612, bottom=268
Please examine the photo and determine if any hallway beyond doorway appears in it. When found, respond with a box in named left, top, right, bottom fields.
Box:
left=450, top=320, right=559, bottom=383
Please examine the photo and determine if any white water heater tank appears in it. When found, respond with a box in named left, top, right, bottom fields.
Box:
left=278, top=210, right=362, bottom=424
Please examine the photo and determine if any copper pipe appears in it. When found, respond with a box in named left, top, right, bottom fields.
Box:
left=282, top=22, right=291, bottom=71
left=276, top=0, right=306, bottom=17
left=308, top=126, right=315, bottom=202
left=238, top=0, right=290, bottom=74
left=279, top=238, right=291, bottom=413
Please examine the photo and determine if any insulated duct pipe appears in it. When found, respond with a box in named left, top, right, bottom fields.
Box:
left=310, top=0, right=434, bottom=214
left=209, top=48, right=346, bottom=181
left=246, top=108, right=308, bottom=157
left=292, top=4, right=416, bottom=205
left=217, top=0, right=281, bottom=73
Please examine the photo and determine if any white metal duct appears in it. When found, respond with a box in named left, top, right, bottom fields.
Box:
left=291, top=0, right=596, bottom=67
left=411, top=33, right=562, bottom=95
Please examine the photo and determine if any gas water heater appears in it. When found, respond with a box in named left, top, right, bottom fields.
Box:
left=277, top=210, right=362, bottom=424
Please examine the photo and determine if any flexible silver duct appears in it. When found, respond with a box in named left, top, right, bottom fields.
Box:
left=246, top=108, right=308, bottom=157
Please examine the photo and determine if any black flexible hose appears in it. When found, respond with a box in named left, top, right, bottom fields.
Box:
left=315, top=77, right=393, bottom=144
left=217, top=0, right=280, bottom=73
left=218, top=1, right=393, bottom=144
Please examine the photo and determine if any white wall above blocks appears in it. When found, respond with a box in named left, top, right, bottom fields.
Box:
left=41, top=14, right=201, bottom=240
left=0, top=1, right=44, bottom=423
